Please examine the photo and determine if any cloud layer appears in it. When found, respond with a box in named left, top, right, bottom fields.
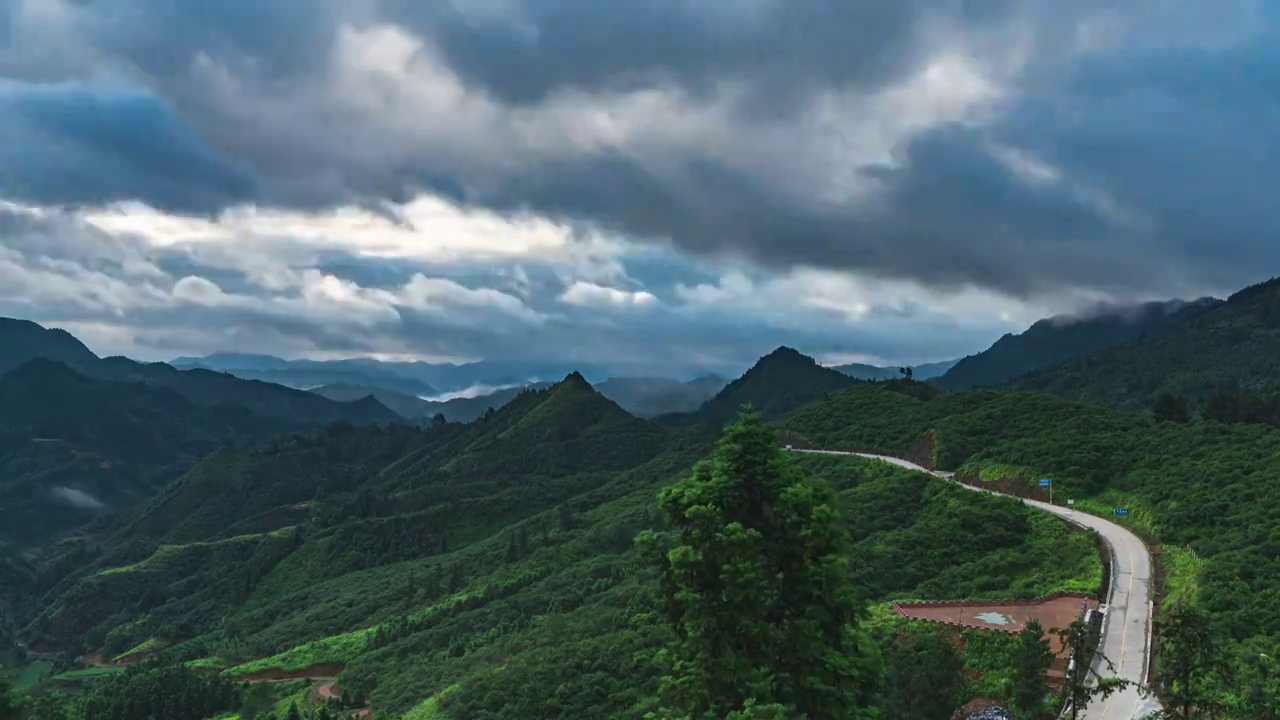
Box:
left=1, top=0, right=1276, bottom=368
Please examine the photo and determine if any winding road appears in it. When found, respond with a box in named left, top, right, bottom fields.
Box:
left=795, top=449, right=1163, bottom=720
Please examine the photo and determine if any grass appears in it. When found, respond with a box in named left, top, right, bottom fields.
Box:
left=52, top=666, right=127, bottom=681
left=14, top=660, right=50, bottom=690
left=226, top=628, right=372, bottom=676
left=112, top=637, right=170, bottom=662
left=1159, top=544, right=1203, bottom=613
left=403, top=684, right=460, bottom=720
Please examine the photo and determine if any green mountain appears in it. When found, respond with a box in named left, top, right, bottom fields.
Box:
left=90, top=360, right=402, bottom=426
left=0, top=318, right=99, bottom=375
left=182, top=366, right=440, bottom=397
left=20, top=374, right=1099, bottom=718
left=659, top=347, right=859, bottom=427
left=933, top=297, right=1221, bottom=391
left=0, top=316, right=402, bottom=426
left=0, top=360, right=290, bottom=546
left=314, top=375, right=726, bottom=423
left=833, top=358, right=958, bottom=381
left=1009, top=278, right=1280, bottom=414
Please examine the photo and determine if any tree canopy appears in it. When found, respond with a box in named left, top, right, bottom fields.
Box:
left=638, top=408, right=879, bottom=719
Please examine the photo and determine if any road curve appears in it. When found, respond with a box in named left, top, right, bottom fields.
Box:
left=795, top=449, right=1162, bottom=720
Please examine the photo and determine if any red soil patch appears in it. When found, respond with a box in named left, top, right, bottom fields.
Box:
left=895, top=592, right=1099, bottom=678
left=78, top=652, right=136, bottom=668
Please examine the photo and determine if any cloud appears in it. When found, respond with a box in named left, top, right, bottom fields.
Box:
left=1, top=0, right=1275, bottom=362
left=51, top=486, right=105, bottom=511
left=0, top=81, right=256, bottom=212
left=559, top=281, right=657, bottom=310
left=0, top=201, right=1030, bottom=371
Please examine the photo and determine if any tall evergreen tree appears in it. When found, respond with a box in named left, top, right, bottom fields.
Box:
left=1158, top=604, right=1231, bottom=719
left=1053, top=618, right=1130, bottom=720
left=637, top=408, right=879, bottom=720
left=1010, top=620, right=1054, bottom=720
left=0, top=672, right=20, bottom=720
left=881, top=632, right=965, bottom=720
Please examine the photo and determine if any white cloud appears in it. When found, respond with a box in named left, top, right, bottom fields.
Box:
left=559, top=281, right=658, bottom=309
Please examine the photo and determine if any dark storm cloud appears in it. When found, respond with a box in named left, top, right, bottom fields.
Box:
left=398, top=0, right=938, bottom=107
left=0, top=82, right=256, bottom=212
left=0, top=0, right=1274, bottom=301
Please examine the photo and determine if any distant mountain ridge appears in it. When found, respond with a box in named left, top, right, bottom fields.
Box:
left=832, top=359, right=958, bottom=381
left=172, top=353, right=627, bottom=396
left=0, top=317, right=401, bottom=426
left=933, top=297, right=1222, bottom=390
left=1009, top=279, right=1280, bottom=411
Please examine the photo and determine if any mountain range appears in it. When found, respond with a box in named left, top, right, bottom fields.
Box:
left=932, top=297, right=1221, bottom=390
left=5, top=280, right=1280, bottom=717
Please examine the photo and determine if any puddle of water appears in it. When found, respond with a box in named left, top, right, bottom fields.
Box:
left=974, top=611, right=1013, bottom=625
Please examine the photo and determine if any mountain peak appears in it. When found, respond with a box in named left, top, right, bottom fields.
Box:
left=0, top=316, right=100, bottom=376
left=660, top=347, right=857, bottom=427
left=562, top=371, right=595, bottom=391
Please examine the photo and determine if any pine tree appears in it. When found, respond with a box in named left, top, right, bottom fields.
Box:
left=284, top=700, right=303, bottom=720
left=881, top=632, right=965, bottom=720
left=1159, top=604, right=1230, bottom=718
left=1010, top=620, right=1054, bottom=720
left=505, top=531, right=520, bottom=563
left=1053, top=618, right=1130, bottom=720
left=0, top=672, right=21, bottom=720
left=637, top=408, right=879, bottom=720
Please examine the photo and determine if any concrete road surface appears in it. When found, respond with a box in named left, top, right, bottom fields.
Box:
left=794, top=449, right=1163, bottom=720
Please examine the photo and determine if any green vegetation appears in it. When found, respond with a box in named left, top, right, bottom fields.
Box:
left=786, top=380, right=1280, bottom=707
left=79, top=663, right=240, bottom=720
left=22, top=303, right=1280, bottom=717
left=13, top=661, right=49, bottom=690
left=934, top=298, right=1217, bottom=391
left=1008, top=621, right=1053, bottom=720
left=880, top=631, right=965, bottom=720
left=51, top=666, right=127, bottom=680
left=1011, top=277, right=1280, bottom=416
left=111, top=637, right=170, bottom=662
left=13, top=374, right=1099, bottom=719
left=659, top=348, right=859, bottom=427
left=637, top=410, right=879, bottom=719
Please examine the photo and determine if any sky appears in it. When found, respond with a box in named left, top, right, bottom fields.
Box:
left=2, top=0, right=1278, bottom=374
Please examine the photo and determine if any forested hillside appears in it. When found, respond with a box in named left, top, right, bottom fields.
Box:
left=1010, top=278, right=1280, bottom=416
left=7, top=374, right=1105, bottom=719
left=0, top=318, right=100, bottom=375
left=0, top=317, right=402, bottom=427
left=934, top=298, right=1220, bottom=390
left=0, top=360, right=291, bottom=546
left=659, top=347, right=859, bottom=427
left=786, top=380, right=1280, bottom=706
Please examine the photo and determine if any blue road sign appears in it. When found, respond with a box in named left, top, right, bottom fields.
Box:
left=1114, top=508, right=1131, bottom=516
left=1039, top=478, right=1051, bottom=487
